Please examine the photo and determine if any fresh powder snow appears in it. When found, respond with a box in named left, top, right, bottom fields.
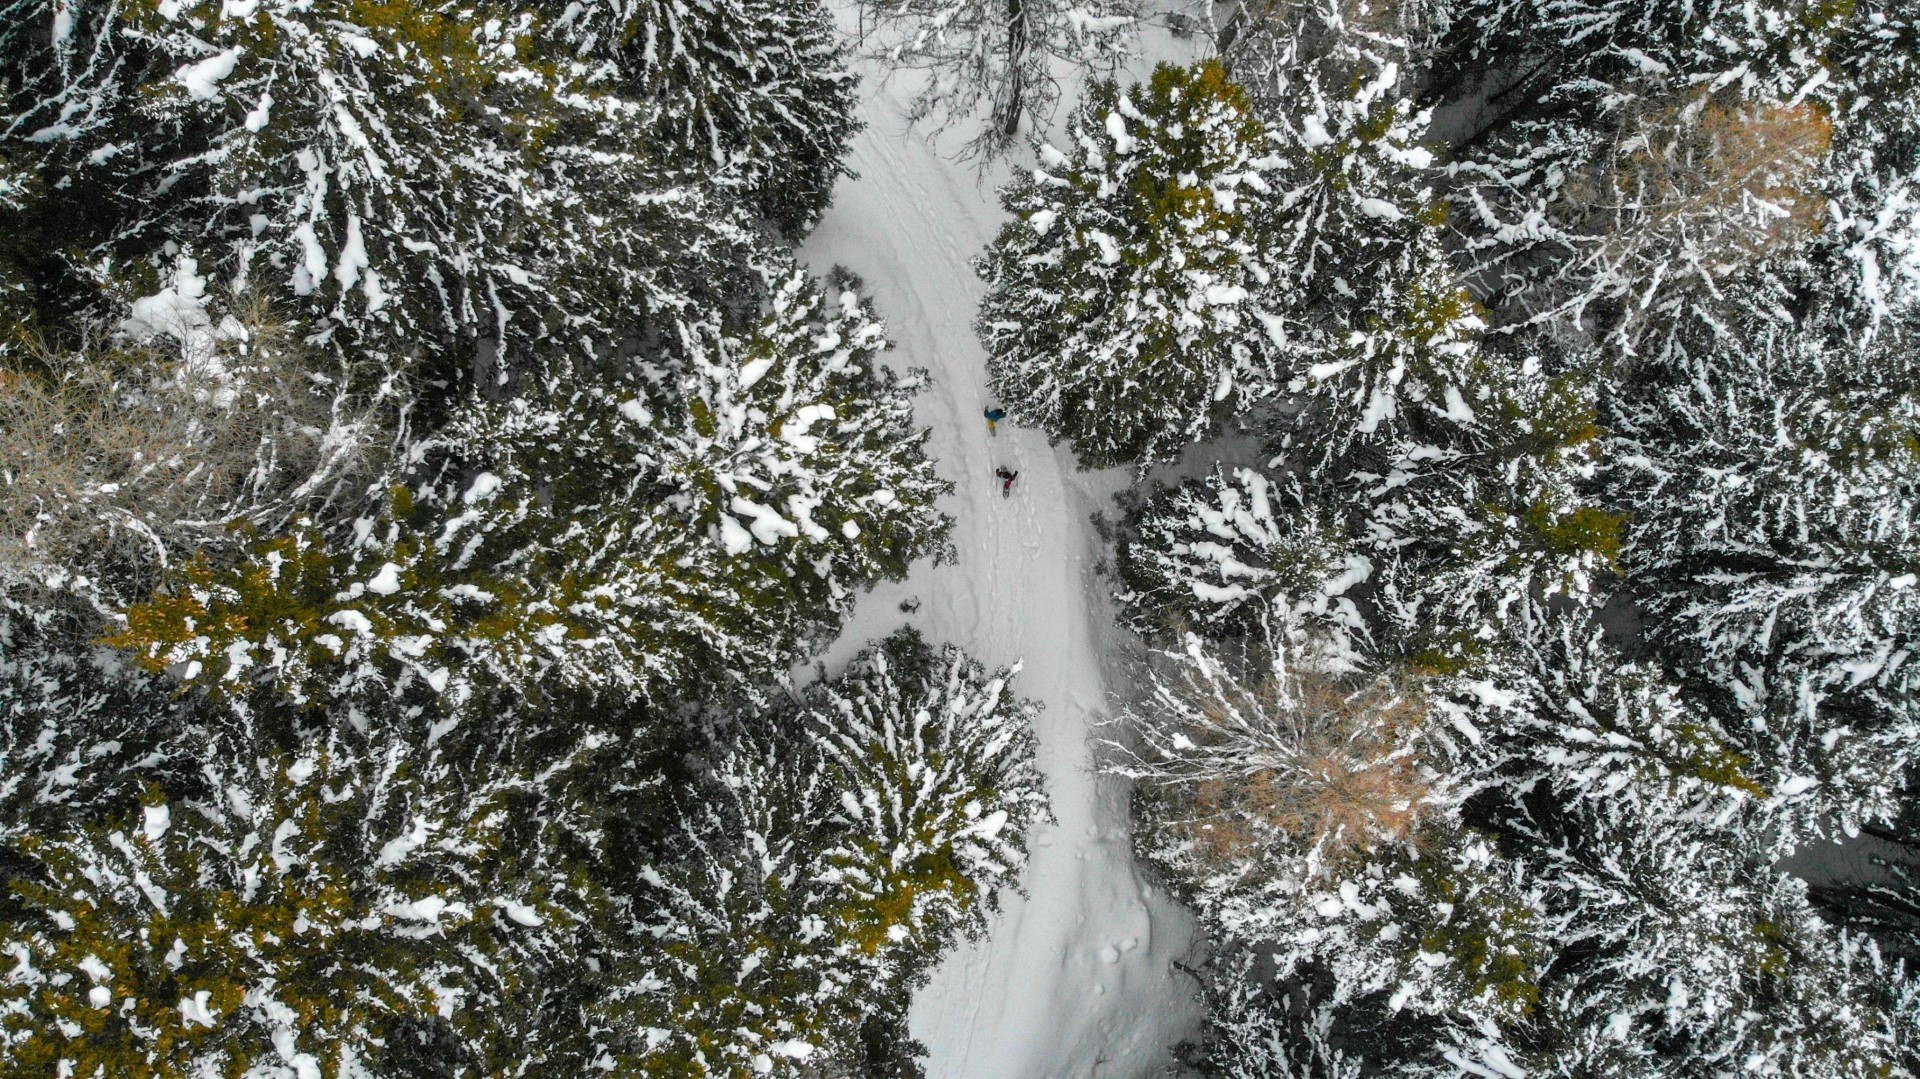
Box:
left=799, top=29, right=1208, bottom=1077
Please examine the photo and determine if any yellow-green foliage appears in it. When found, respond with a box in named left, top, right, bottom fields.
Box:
left=6, top=801, right=361, bottom=1076
left=826, top=818, right=978, bottom=957
left=1119, top=61, right=1262, bottom=261
left=7, top=792, right=437, bottom=1075
left=348, top=0, right=498, bottom=95
left=1674, top=723, right=1768, bottom=798
left=126, top=0, right=502, bottom=101
left=105, top=525, right=346, bottom=693
left=0, top=744, right=569, bottom=1077
left=1401, top=834, right=1542, bottom=1014
left=1517, top=501, right=1625, bottom=565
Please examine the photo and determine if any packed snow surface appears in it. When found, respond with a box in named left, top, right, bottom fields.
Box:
left=800, top=43, right=1207, bottom=1079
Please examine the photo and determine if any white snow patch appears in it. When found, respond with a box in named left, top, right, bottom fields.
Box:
left=388, top=895, right=450, bottom=924
left=619, top=399, right=653, bottom=426
left=738, top=356, right=776, bottom=389
left=498, top=899, right=546, bottom=927
left=365, top=562, right=403, bottom=595
left=464, top=472, right=503, bottom=504
left=1088, top=229, right=1121, bottom=264
left=1357, top=197, right=1405, bottom=221
left=334, top=214, right=369, bottom=291
left=1775, top=775, right=1820, bottom=798
left=175, top=48, right=242, bottom=101
left=718, top=515, right=755, bottom=555
left=123, top=255, right=212, bottom=344
left=244, top=90, right=273, bottom=132
left=326, top=609, right=375, bottom=636
left=142, top=804, right=171, bottom=842
left=179, top=990, right=218, bottom=1027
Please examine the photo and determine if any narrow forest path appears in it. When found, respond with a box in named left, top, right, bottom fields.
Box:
left=798, top=57, right=1207, bottom=1079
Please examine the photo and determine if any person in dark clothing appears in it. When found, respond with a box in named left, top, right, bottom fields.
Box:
left=984, top=407, right=1007, bottom=436
left=994, top=467, right=1018, bottom=498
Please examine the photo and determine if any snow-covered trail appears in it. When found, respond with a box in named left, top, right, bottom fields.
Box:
left=798, top=66, right=1206, bottom=1079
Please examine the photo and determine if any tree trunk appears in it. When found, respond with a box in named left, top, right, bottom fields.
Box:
left=1003, top=0, right=1027, bottom=136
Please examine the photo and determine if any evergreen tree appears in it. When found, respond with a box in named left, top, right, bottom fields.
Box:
left=1829, top=1, right=1920, bottom=319
left=1231, top=0, right=1489, bottom=474
left=1608, top=271, right=1920, bottom=839
left=0, top=0, right=753, bottom=387
left=977, top=61, right=1277, bottom=467
left=1115, top=465, right=1370, bottom=671
left=1150, top=611, right=1910, bottom=1076
left=539, top=0, right=859, bottom=233
left=609, top=630, right=1046, bottom=1073
left=0, top=602, right=182, bottom=844
left=107, top=267, right=952, bottom=711
left=1413, top=616, right=1903, bottom=1077
left=0, top=722, right=591, bottom=1076
left=0, top=150, right=32, bottom=336
left=1362, top=335, right=1620, bottom=666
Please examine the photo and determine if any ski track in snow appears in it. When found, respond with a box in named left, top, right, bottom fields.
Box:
left=798, top=53, right=1206, bottom=1079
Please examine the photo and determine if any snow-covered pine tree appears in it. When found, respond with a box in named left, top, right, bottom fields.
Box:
left=1479, top=800, right=1903, bottom=1076
left=855, top=0, right=1136, bottom=157
left=1388, top=611, right=1908, bottom=1078
left=1203, top=9, right=1619, bottom=670
left=1435, top=611, right=1764, bottom=818
left=1608, top=267, right=1920, bottom=841
left=0, top=150, right=32, bottom=337
left=0, top=0, right=751, bottom=391
left=1195, top=964, right=1368, bottom=1079
left=1227, top=0, right=1490, bottom=475
left=1440, top=0, right=1842, bottom=118
left=1115, top=465, right=1370, bottom=670
left=605, top=718, right=849, bottom=1074
left=107, top=268, right=951, bottom=711
left=1361, top=332, right=1619, bottom=667
left=3, top=1, right=525, bottom=370
left=978, top=61, right=1277, bottom=467
left=0, top=723, right=590, bottom=1076
left=1828, top=1, right=1920, bottom=319
left=809, top=629, right=1049, bottom=970
left=610, top=630, right=1045, bottom=1074
left=538, top=0, right=859, bottom=234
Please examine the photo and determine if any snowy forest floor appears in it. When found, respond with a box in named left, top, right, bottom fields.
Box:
left=796, top=27, right=1209, bottom=1079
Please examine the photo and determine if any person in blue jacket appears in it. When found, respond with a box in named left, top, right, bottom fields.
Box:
left=983, top=407, right=1007, bottom=436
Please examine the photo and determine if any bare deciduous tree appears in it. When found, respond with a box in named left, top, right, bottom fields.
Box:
left=0, top=303, right=395, bottom=610
left=855, top=0, right=1141, bottom=157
